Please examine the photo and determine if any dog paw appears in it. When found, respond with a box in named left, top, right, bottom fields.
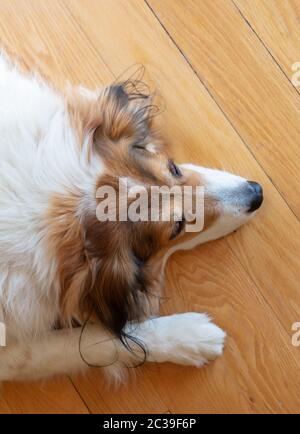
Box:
left=156, top=312, right=226, bottom=367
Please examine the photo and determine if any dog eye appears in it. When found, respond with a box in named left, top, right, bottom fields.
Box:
left=168, top=159, right=182, bottom=177
left=170, top=218, right=185, bottom=239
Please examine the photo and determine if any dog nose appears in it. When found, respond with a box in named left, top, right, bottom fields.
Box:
left=247, top=181, right=263, bottom=212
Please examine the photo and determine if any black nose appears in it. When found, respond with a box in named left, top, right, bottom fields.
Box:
left=247, top=181, right=263, bottom=212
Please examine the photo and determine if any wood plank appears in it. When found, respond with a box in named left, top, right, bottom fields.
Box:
left=71, top=369, right=169, bottom=414
left=0, top=392, right=12, bottom=414
left=61, top=0, right=300, bottom=413
left=0, top=0, right=112, bottom=88
left=235, top=0, right=300, bottom=79
left=147, top=0, right=300, bottom=218
left=1, top=378, right=89, bottom=414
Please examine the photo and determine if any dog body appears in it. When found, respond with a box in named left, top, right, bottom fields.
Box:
left=0, top=55, right=262, bottom=382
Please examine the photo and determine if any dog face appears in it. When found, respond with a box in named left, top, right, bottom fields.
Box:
left=57, top=82, right=263, bottom=343
left=84, top=83, right=263, bottom=249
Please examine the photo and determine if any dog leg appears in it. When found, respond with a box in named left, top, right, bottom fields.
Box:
left=0, top=324, right=129, bottom=381
left=0, top=313, right=225, bottom=381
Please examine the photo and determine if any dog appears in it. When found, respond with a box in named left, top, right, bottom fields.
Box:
left=0, top=54, right=263, bottom=382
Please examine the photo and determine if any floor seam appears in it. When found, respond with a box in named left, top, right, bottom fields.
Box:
left=69, top=376, right=92, bottom=414
left=58, top=0, right=117, bottom=82
left=232, top=0, right=300, bottom=103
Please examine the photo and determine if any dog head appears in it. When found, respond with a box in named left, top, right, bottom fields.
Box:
left=51, top=81, right=263, bottom=345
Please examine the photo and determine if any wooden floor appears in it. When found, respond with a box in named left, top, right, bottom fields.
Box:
left=0, top=0, right=299, bottom=414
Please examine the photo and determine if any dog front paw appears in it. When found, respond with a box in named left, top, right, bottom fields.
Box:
left=155, top=312, right=226, bottom=367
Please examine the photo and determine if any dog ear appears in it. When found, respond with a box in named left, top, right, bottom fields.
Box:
left=67, top=79, right=159, bottom=157
left=80, top=218, right=150, bottom=343
left=92, top=83, right=155, bottom=151
left=82, top=252, right=147, bottom=342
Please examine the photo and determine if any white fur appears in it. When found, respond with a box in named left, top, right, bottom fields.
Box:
left=181, top=164, right=252, bottom=214
left=145, top=143, right=157, bottom=154
left=0, top=55, right=103, bottom=343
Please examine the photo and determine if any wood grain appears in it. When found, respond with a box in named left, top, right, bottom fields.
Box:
left=0, top=0, right=299, bottom=413
left=0, top=393, right=12, bottom=414
left=235, top=0, right=300, bottom=78
left=0, top=0, right=112, bottom=87
left=1, top=379, right=89, bottom=414
left=148, top=0, right=300, bottom=218
left=71, top=369, right=169, bottom=414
